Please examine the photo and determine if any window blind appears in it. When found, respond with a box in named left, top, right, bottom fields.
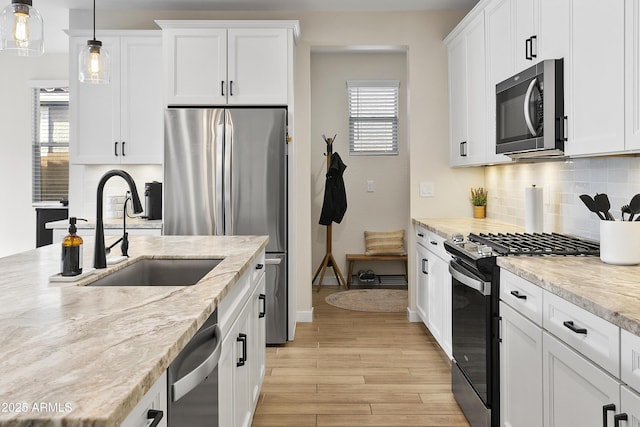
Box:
left=32, top=87, right=69, bottom=203
left=347, top=80, right=400, bottom=155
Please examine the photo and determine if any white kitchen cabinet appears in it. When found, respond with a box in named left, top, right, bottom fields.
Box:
left=621, top=386, right=640, bottom=426
left=563, top=0, right=625, bottom=156
left=543, top=331, right=620, bottom=427
left=120, top=371, right=167, bottom=427
left=414, top=226, right=452, bottom=359
left=218, top=254, right=266, bottom=427
left=159, top=21, right=297, bottom=106
left=499, top=301, right=542, bottom=427
left=69, top=32, right=163, bottom=165
left=447, top=12, right=492, bottom=167
left=625, top=0, right=640, bottom=151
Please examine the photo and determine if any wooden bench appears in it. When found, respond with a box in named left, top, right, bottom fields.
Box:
left=345, top=253, right=408, bottom=288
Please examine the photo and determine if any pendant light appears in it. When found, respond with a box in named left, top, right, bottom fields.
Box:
left=78, top=0, right=110, bottom=84
left=0, top=0, right=44, bottom=56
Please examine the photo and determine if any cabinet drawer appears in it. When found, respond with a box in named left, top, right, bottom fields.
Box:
left=120, top=371, right=167, bottom=427
left=543, top=291, right=620, bottom=377
left=622, top=328, right=640, bottom=393
left=499, top=269, right=543, bottom=326
left=415, top=226, right=448, bottom=261
left=218, top=270, right=251, bottom=337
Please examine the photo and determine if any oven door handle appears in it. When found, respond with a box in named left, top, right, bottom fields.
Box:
left=449, top=262, right=491, bottom=296
left=523, top=77, right=539, bottom=137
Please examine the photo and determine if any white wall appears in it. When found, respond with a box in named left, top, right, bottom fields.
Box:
left=485, top=157, right=640, bottom=241
left=310, top=51, right=409, bottom=282
left=0, top=54, right=68, bottom=258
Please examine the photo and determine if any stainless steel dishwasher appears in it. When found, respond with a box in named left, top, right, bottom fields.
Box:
left=167, top=311, right=221, bottom=426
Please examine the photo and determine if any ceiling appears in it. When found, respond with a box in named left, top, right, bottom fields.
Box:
left=43, top=0, right=479, bottom=11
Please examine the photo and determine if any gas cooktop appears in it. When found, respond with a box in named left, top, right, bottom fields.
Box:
left=468, top=232, right=600, bottom=256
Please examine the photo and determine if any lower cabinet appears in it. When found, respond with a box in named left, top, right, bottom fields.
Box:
left=542, top=332, right=620, bottom=427
left=621, top=386, right=640, bottom=425
left=120, top=371, right=167, bottom=427
left=218, top=257, right=266, bottom=427
left=499, top=301, right=542, bottom=427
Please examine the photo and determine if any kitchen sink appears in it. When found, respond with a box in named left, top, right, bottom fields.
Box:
left=86, top=258, right=223, bottom=287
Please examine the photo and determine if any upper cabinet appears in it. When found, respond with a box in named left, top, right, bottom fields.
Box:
left=626, top=0, right=640, bottom=151
left=69, top=32, right=164, bottom=165
left=157, top=21, right=299, bottom=106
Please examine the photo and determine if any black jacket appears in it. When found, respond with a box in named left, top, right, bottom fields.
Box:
left=319, top=152, right=347, bottom=225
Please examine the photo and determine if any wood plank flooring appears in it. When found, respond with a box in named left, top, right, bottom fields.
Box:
left=251, top=287, right=471, bottom=427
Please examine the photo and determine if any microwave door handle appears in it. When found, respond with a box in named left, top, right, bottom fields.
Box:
left=523, top=77, right=539, bottom=137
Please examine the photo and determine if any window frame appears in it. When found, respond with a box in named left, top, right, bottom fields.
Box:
left=347, top=80, right=400, bottom=156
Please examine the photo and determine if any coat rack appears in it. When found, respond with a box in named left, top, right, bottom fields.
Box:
left=313, top=134, right=347, bottom=291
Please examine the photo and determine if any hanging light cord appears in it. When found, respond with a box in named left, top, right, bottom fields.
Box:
left=92, top=0, right=96, bottom=42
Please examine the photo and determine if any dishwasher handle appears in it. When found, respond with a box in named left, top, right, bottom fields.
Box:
left=169, top=324, right=222, bottom=402
left=449, top=262, right=491, bottom=296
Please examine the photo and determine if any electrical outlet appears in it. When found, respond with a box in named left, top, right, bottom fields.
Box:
left=367, top=180, right=375, bottom=192
left=420, top=182, right=434, bottom=197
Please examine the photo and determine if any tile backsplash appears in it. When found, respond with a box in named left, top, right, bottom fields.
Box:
left=485, top=157, right=640, bottom=241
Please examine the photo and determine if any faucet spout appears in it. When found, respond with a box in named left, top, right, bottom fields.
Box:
left=94, top=169, right=143, bottom=269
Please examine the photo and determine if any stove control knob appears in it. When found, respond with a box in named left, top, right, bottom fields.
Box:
left=452, top=233, right=464, bottom=243
left=478, top=245, right=493, bottom=256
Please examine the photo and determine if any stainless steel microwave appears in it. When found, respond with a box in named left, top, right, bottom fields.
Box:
left=495, top=59, right=565, bottom=158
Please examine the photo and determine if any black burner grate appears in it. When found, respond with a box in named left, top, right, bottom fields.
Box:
left=468, top=232, right=600, bottom=256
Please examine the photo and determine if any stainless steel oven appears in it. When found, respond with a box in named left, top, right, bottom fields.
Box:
left=449, top=257, right=498, bottom=427
left=495, top=58, right=564, bottom=158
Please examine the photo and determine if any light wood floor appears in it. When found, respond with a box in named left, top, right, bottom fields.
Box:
left=251, top=287, right=471, bottom=427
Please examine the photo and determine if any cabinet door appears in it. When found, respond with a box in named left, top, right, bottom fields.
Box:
left=538, top=0, right=569, bottom=60
left=120, top=371, right=167, bottom=427
left=625, top=0, right=640, bottom=151
left=415, top=243, right=429, bottom=324
left=426, top=249, right=444, bottom=345
left=448, top=34, right=468, bottom=167
left=227, top=29, right=288, bottom=105
left=120, top=36, right=163, bottom=164
left=164, top=28, right=227, bottom=106
left=251, top=273, right=266, bottom=407
left=70, top=36, right=121, bottom=164
left=543, top=332, right=620, bottom=427
left=465, top=13, right=489, bottom=166
left=500, top=302, right=542, bottom=427
left=621, top=386, right=640, bottom=427
left=438, top=254, right=452, bottom=359
left=565, top=0, right=625, bottom=156
left=513, top=0, right=538, bottom=71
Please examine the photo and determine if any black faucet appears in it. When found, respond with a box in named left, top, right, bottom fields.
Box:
left=94, top=170, right=143, bottom=269
left=105, top=192, right=131, bottom=258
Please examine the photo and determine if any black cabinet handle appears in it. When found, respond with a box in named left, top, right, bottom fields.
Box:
left=430, top=240, right=438, bottom=246
left=530, top=35, right=537, bottom=58
left=147, top=409, right=163, bottom=427
left=563, top=116, right=568, bottom=141
left=510, top=290, right=527, bottom=300
left=256, top=263, right=264, bottom=270
left=417, top=233, right=424, bottom=238
left=614, top=413, right=628, bottom=427
left=121, top=141, right=125, bottom=156
left=259, top=293, right=266, bottom=318
left=221, top=80, right=225, bottom=96
left=460, top=141, right=467, bottom=157
left=563, top=320, right=587, bottom=335
left=114, top=141, right=118, bottom=156
left=421, top=258, right=428, bottom=275
left=525, top=37, right=532, bottom=60
left=237, top=333, right=247, bottom=367
left=603, top=404, right=616, bottom=427
left=230, top=80, right=234, bottom=96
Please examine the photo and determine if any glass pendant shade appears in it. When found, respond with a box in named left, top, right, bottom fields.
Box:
left=79, top=39, right=110, bottom=84
left=0, top=0, right=44, bottom=56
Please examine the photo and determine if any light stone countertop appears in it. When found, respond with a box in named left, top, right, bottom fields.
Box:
left=0, top=235, right=268, bottom=427
left=413, top=217, right=640, bottom=337
left=46, top=217, right=163, bottom=229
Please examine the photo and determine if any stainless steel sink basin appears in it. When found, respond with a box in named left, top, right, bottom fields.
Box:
left=87, top=258, right=223, bottom=287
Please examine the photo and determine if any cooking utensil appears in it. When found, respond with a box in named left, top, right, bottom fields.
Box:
left=621, top=204, right=630, bottom=221
left=628, top=194, right=640, bottom=221
left=579, top=194, right=605, bottom=220
left=594, top=193, right=615, bottom=220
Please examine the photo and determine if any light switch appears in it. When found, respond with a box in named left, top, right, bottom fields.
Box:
left=367, top=180, right=375, bottom=192
left=420, top=182, right=434, bottom=197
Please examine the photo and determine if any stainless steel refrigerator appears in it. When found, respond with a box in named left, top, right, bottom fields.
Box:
left=164, top=108, right=288, bottom=344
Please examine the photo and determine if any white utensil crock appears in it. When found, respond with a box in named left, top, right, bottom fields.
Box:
left=600, top=220, right=640, bottom=265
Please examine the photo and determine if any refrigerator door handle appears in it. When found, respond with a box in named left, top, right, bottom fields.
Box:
left=224, top=109, right=233, bottom=236
left=214, top=110, right=225, bottom=236
left=265, top=258, right=282, bottom=265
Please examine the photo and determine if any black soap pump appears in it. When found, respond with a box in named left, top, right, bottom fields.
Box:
left=61, top=217, right=87, bottom=276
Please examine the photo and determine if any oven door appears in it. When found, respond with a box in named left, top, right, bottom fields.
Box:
left=450, top=259, right=492, bottom=406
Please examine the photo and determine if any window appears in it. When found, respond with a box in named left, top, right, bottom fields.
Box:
left=31, top=83, right=69, bottom=203
left=347, top=80, right=400, bottom=155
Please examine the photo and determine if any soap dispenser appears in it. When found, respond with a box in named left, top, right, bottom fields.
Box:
left=61, top=217, right=86, bottom=276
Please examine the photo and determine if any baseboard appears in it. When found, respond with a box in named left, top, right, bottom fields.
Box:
left=296, top=308, right=314, bottom=323
left=406, top=308, right=421, bottom=322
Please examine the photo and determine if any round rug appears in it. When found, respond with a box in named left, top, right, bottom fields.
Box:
left=325, top=289, right=407, bottom=312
